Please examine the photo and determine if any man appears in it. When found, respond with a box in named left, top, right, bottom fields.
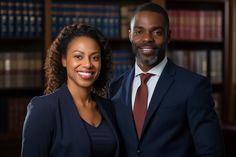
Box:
left=109, top=2, right=224, bottom=157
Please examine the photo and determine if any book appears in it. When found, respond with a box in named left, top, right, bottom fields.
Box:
left=168, top=9, right=223, bottom=41
left=210, top=50, right=222, bottom=83
left=112, top=50, right=134, bottom=78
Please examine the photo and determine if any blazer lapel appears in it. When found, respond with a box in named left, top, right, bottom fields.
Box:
left=58, top=84, right=91, bottom=156
left=141, top=60, right=176, bottom=138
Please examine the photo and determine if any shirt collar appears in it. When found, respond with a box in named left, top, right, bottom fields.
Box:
left=134, top=57, right=168, bottom=77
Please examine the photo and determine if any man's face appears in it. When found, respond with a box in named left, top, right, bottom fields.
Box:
left=129, top=11, right=170, bottom=72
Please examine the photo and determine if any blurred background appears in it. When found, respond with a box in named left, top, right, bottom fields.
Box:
left=0, top=0, right=236, bottom=156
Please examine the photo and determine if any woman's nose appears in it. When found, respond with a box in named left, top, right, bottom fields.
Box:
left=83, top=58, right=92, bottom=68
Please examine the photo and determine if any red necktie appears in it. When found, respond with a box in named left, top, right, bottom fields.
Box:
left=133, top=73, right=152, bottom=139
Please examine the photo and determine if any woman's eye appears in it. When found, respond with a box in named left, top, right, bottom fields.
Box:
left=75, top=55, right=82, bottom=60
left=92, top=55, right=100, bottom=61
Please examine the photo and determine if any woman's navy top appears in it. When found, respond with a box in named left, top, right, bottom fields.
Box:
left=83, top=118, right=117, bottom=157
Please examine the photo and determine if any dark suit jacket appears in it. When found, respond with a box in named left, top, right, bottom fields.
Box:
left=109, top=59, right=224, bottom=157
left=21, top=84, right=120, bottom=157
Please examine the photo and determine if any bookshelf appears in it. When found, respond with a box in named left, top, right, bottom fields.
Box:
left=161, top=0, right=228, bottom=122
left=0, top=0, right=235, bottom=157
left=165, top=1, right=236, bottom=157
left=0, top=0, right=45, bottom=156
left=0, top=0, right=44, bottom=129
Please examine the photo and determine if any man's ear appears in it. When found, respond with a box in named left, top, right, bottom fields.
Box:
left=128, top=29, right=132, bottom=42
left=61, top=56, right=66, bottom=67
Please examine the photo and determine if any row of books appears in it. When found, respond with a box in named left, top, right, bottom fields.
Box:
left=167, top=49, right=222, bottom=83
left=0, top=1, right=223, bottom=42
left=0, top=1, right=134, bottom=39
left=120, top=5, right=136, bottom=39
left=52, top=2, right=120, bottom=38
left=0, top=97, right=30, bottom=134
left=120, top=4, right=223, bottom=41
left=168, top=10, right=223, bottom=41
left=0, top=49, right=133, bottom=89
left=0, top=0, right=43, bottom=38
left=112, top=50, right=134, bottom=79
left=0, top=52, right=42, bottom=88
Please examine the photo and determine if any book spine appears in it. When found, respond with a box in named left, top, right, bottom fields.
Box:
left=34, top=0, right=43, bottom=38
left=7, top=0, right=15, bottom=37
left=1, top=1, right=8, bottom=37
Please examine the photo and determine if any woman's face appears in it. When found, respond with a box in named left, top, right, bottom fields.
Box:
left=62, top=36, right=101, bottom=90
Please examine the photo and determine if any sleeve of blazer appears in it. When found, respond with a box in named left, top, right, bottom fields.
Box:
left=21, top=97, right=54, bottom=157
left=187, top=77, right=225, bottom=157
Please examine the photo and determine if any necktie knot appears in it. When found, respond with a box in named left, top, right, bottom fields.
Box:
left=140, top=73, right=152, bottom=84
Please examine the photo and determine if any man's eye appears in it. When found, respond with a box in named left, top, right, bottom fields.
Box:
left=134, top=30, right=142, bottom=35
left=153, top=30, right=163, bottom=36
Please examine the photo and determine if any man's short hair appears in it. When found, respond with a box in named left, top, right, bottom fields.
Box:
left=131, top=2, right=170, bottom=29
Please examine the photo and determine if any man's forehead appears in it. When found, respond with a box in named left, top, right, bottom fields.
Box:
left=132, top=11, right=165, bottom=26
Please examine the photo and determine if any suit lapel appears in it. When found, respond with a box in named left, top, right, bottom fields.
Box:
left=141, top=60, right=176, bottom=138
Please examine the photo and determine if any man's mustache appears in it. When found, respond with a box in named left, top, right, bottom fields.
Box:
left=137, top=43, right=162, bottom=50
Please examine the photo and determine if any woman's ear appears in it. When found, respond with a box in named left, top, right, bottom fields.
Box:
left=61, top=56, right=66, bottom=67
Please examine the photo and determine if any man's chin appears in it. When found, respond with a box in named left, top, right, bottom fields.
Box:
left=140, top=57, right=158, bottom=66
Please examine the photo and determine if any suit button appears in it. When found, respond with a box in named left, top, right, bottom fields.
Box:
left=137, top=149, right=142, bottom=155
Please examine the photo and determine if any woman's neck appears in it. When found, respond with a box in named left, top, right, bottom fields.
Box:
left=67, top=83, right=94, bottom=108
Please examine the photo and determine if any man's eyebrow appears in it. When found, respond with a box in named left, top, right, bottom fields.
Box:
left=151, top=26, right=164, bottom=30
left=133, top=26, right=143, bottom=29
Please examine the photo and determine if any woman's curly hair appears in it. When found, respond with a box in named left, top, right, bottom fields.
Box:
left=44, top=23, right=112, bottom=96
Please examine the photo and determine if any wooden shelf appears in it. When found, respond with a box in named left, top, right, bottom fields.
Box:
left=0, top=88, right=43, bottom=97
left=168, top=40, right=224, bottom=50
left=0, top=132, right=21, bottom=141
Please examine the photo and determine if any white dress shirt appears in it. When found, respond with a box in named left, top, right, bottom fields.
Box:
left=131, top=57, right=168, bottom=110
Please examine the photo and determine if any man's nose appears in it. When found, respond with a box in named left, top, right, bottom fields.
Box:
left=142, top=32, right=154, bottom=42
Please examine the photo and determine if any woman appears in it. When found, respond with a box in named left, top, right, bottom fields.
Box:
left=21, top=23, right=119, bottom=157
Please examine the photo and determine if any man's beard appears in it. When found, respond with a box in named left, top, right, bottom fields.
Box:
left=132, top=43, right=166, bottom=67
left=137, top=53, right=158, bottom=66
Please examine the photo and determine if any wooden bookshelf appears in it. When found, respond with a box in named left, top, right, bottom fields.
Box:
left=0, top=0, right=45, bottom=156
left=159, top=0, right=227, bottom=122
left=164, top=1, right=236, bottom=157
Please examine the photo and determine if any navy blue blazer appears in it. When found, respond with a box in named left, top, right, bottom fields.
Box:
left=109, top=59, right=224, bottom=157
left=21, top=84, right=120, bottom=157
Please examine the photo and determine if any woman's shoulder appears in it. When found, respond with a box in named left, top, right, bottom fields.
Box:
left=28, top=87, right=64, bottom=112
left=32, top=89, right=59, bottom=102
